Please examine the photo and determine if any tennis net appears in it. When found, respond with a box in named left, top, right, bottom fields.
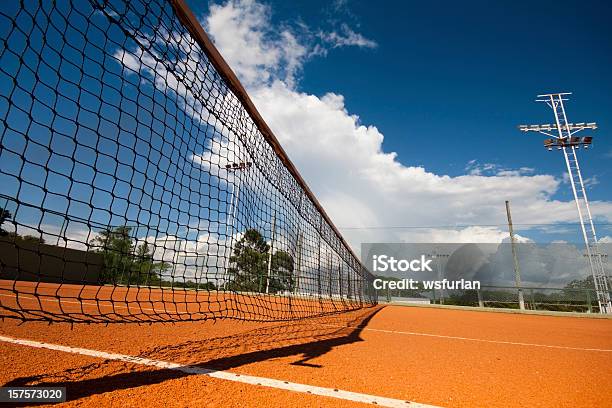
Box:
left=0, top=0, right=377, bottom=323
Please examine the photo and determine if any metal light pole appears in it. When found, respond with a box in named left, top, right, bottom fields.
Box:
left=519, top=92, right=611, bottom=314
left=293, top=231, right=303, bottom=295
left=265, top=210, right=276, bottom=294
left=222, top=161, right=252, bottom=290
left=505, top=200, right=525, bottom=310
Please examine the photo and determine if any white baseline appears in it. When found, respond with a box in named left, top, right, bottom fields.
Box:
left=0, top=335, right=440, bottom=408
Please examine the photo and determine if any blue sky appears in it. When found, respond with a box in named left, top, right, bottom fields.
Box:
left=2, top=0, right=612, bottom=256
left=189, top=0, right=612, bottom=200
left=184, top=0, right=612, bottom=244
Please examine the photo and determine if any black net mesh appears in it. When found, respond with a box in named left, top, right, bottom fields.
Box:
left=0, top=0, right=377, bottom=323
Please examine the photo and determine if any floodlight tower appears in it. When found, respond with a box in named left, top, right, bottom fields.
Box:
left=518, top=92, right=611, bottom=314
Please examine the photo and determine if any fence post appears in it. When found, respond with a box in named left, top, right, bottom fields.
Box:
left=586, top=290, right=592, bottom=313
left=477, top=289, right=484, bottom=308
left=530, top=289, right=536, bottom=310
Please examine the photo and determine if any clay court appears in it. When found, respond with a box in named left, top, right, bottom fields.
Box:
left=1, top=292, right=611, bottom=407
left=1, top=0, right=612, bottom=406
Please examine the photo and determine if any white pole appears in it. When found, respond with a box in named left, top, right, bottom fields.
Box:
left=223, top=179, right=240, bottom=290
left=558, top=101, right=611, bottom=313
left=555, top=98, right=593, bottom=249
left=550, top=95, right=594, bottom=266
left=519, top=93, right=611, bottom=313
left=550, top=97, right=592, bottom=262
left=553, top=97, right=610, bottom=313
left=558, top=101, right=609, bottom=287
left=265, top=210, right=276, bottom=294
left=293, top=231, right=302, bottom=294
left=328, top=252, right=332, bottom=298
left=505, top=200, right=524, bottom=310
left=338, top=263, right=342, bottom=299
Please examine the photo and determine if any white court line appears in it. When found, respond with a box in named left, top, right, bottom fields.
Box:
left=323, top=324, right=612, bottom=353
left=0, top=335, right=438, bottom=408
left=3, top=293, right=611, bottom=352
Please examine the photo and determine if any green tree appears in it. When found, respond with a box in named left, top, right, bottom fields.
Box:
left=131, top=241, right=169, bottom=286
left=564, top=275, right=595, bottom=290
left=227, top=229, right=269, bottom=292
left=268, top=250, right=295, bottom=293
left=562, top=274, right=598, bottom=307
left=4, top=232, right=46, bottom=245
left=0, top=209, right=12, bottom=236
left=90, top=226, right=169, bottom=285
left=0, top=209, right=45, bottom=243
left=226, top=228, right=295, bottom=293
left=90, top=226, right=134, bottom=284
left=18, top=234, right=46, bottom=245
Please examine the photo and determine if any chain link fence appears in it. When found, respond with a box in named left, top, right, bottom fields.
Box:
left=378, top=285, right=612, bottom=314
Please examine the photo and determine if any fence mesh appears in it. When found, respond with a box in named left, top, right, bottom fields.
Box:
left=378, top=286, right=611, bottom=313
left=0, top=0, right=377, bottom=323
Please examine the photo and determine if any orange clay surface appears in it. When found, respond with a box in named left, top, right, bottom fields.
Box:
left=1, top=297, right=612, bottom=407
left=0, top=280, right=366, bottom=322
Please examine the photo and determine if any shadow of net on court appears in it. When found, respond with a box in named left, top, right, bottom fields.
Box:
left=3, top=307, right=382, bottom=402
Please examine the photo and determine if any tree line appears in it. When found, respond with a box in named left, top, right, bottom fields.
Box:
left=2, top=208, right=295, bottom=292
left=226, top=228, right=295, bottom=293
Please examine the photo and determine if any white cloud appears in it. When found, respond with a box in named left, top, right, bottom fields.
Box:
left=199, top=0, right=612, bottom=252
left=247, top=81, right=612, bottom=245
left=205, top=0, right=307, bottom=88
left=204, top=0, right=376, bottom=87
left=317, top=24, right=377, bottom=51
left=465, top=161, right=534, bottom=177
left=402, top=227, right=510, bottom=244
left=107, top=0, right=612, bottom=263
left=332, top=0, right=349, bottom=11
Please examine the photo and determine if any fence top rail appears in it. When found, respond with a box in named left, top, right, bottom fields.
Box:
left=479, top=285, right=603, bottom=292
